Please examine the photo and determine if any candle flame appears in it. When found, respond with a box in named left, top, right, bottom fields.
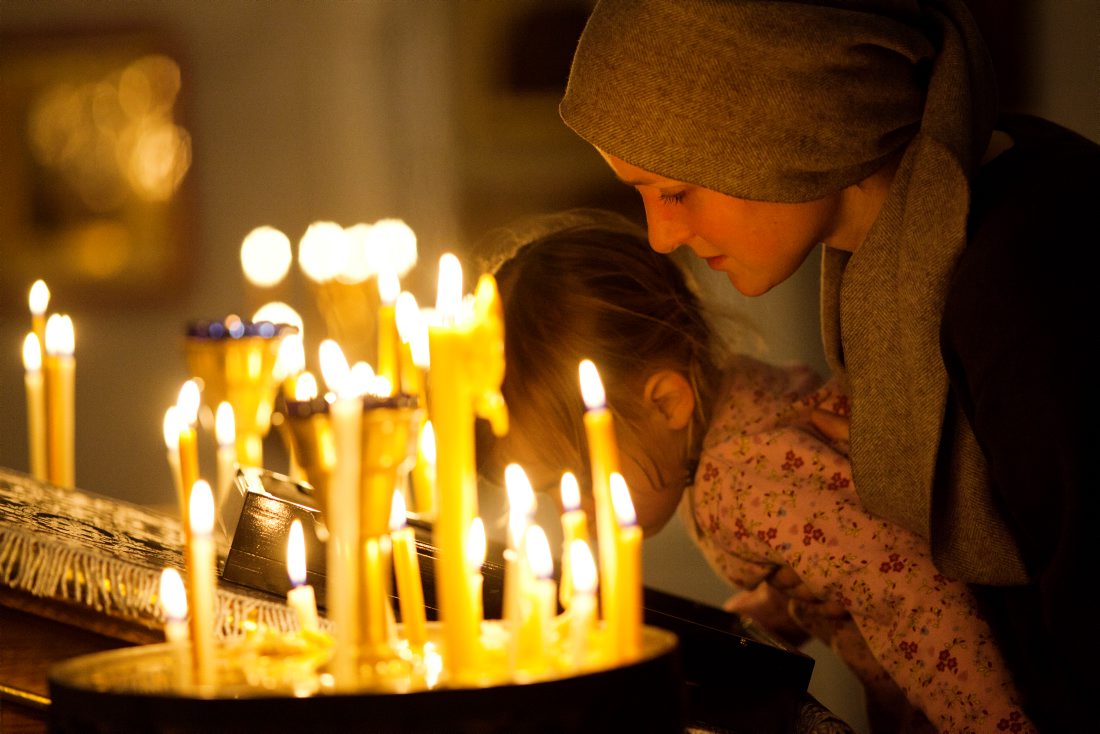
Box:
left=349, top=361, right=379, bottom=396
left=435, top=253, right=463, bottom=318
left=367, top=218, right=418, bottom=277
left=560, top=471, right=581, bottom=513
left=22, top=332, right=41, bottom=372
left=29, top=279, right=50, bottom=315
left=162, top=406, right=181, bottom=451
left=294, top=371, right=319, bottom=401
left=176, top=380, right=201, bottom=426
left=318, top=339, right=353, bottom=398
left=189, top=480, right=215, bottom=535
left=287, top=518, right=307, bottom=587
left=240, top=226, right=292, bottom=287
left=389, top=489, right=408, bottom=532
left=395, top=291, right=420, bottom=343
left=505, top=463, right=536, bottom=547
left=159, top=567, right=188, bottom=622
left=44, top=314, right=75, bottom=356
left=419, top=421, right=436, bottom=464
left=609, top=472, right=637, bottom=527
left=525, top=524, right=554, bottom=580
left=578, top=359, right=606, bottom=409
left=274, top=334, right=306, bottom=382
left=467, top=517, right=487, bottom=572
left=364, top=374, right=392, bottom=398
left=298, top=221, right=349, bottom=283
left=215, top=402, right=235, bottom=447
left=377, top=268, right=400, bottom=305
left=570, top=539, right=598, bottom=595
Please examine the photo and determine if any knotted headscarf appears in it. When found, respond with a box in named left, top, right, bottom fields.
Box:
left=561, top=0, right=1029, bottom=583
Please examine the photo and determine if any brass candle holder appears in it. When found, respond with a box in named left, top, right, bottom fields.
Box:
left=273, top=394, right=334, bottom=516
left=184, top=317, right=299, bottom=468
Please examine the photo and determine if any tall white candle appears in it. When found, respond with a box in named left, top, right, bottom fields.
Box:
left=188, top=480, right=217, bottom=689
left=319, top=339, right=362, bottom=687
left=558, top=471, right=589, bottom=608
left=286, top=519, right=319, bottom=632
left=159, top=567, right=192, bottom=689
left=521, top=524, right=557, bottom=673
left=44, top=314, right=75, bottom=487
left=214, top=402, right=237, bottom=516
left=568, top=539, right=598, bottom=671
left=22, top=333, right=46, bottom=480
left=162, top=407, right=183, bottom=512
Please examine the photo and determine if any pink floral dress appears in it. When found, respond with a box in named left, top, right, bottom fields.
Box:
left=684, top=355, right=1034, bottom=734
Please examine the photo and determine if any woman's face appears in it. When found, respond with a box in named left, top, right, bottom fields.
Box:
left=600, top=153, right=844, bottom=297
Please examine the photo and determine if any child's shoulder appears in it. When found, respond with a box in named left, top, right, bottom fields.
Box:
left=705, top=355, right=826, bottom=443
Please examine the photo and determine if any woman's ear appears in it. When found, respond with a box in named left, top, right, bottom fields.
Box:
left=642, top=369, right=695, bottom=430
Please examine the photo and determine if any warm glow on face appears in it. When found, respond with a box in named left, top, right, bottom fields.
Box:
left=525, top=525, right=554, bottom=580
left=294, top=371, right=319, bottom=402
left=298, top=221, right=349, bottom=283
left=505, top=463, right=536, bottom=547
left=610, top=472, right=638, bottom=527
left=420, top=421, right=436, bottom=464
left=287, top=518, right=307, bottom=587
left=22, top=333, right=41, bottom=372
left=215, top=402, right=235, bottom=447
left=176, top=380, right=201, bottom=426
left=435, top=253, right=463, bottom=318
left=189, top=480, right=215, bottom=535
left=44, top=314, right=75, bottom=356
left=578, top=359, right=606, bottom=410
left=318, top=340, right=352, bottom=398
left=560, top=472, right=581, bottom=513
left=240, top=226, right=292, bottom=287
left=467, top=517, right=487, bottom=572
left=389, top=489, right=408, bottom=532
left=377, top=268, right=400, bottom=305
left=29, top=280, right=50, bottom=316
left=570, top=539, right=598, bottom=595
left=162, top=406, right=180, bottom=451
left=159, top=567, right=188, bottom=622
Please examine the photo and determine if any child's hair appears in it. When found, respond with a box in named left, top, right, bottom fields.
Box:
left=475, top=208, right=722, bottom=494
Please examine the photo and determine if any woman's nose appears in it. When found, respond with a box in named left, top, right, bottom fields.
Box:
left=643, top=203, right=688, bottom=254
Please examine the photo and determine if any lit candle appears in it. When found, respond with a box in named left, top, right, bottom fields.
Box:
left=558, top=471, right=589, bottom=608
left=395, top=291, right=424, bottom=397
left=188, top=479, right=217, bottom=689
left=427, top=254, right=508, bottom=680
left=286, top=519, right=319, bottom=632
left=578, top=359, right=620, bottom=624
left=376, top=267, right=400, bottom=394
left=609, top=472, right=642, bottom=661
left=28, top=280, right=49, bottom=360
left=44, top=314, right=75, bottom=487
left=567, top=539, right=598, bottom=671
left=467, top=517, right=487, bottom=630
left=410, top=419, right=436, bottom=517
left=159, top=567, right=192, bottom=689
left=176, top=381, right=201, bottom=536
left=503, top=464, right=536, bottom=635
left=22, top=333, right=47, bottom=481
left=519, top=524, right=557, bottom=674
left=390, top=490, right=427, bottom=648
left=319, top=338, right=361, bottom=687
left=162, top=407, right=183, bottom=521
left=214, top=402, right=237, bottom=518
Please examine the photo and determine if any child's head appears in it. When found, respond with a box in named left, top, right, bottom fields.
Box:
left=477, top=209, right=721, bottom=534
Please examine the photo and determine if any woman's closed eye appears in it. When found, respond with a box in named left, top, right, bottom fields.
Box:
left=658, top=190, right=687, bottom=205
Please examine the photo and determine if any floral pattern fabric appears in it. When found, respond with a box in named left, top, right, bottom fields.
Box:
left=683, top=355, right=1034, bottom=734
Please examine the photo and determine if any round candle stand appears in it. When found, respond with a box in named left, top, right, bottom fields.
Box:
left=47, top=623, right=685, bottom=734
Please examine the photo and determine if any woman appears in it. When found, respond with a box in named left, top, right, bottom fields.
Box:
left=557, top=1, right=1099, bottom=731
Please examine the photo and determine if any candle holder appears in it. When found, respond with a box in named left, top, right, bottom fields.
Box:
left=184, top=318, right=299, bottom=468
left=272, top=394, right=334, bottom=516
left=47, top=623, right=685, bottom=734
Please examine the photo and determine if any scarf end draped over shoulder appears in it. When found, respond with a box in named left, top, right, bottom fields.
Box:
left=563, top=0, right=1028, bottom=583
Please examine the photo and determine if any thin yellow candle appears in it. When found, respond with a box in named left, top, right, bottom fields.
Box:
left=319, top=339, right=361, bottom=687
left=159, top=567, right=192, bottom=690
left=376, top=267, right=400, bottom=394
left=503, top=463, right=536, bottom=642
left=29, top=280, right=49, bottom=360
left=467, top=517, right=487, bottom=630
left=579, top=359, right=620, bottom=623
left=558, top=471, right=589, bottom=608
left=286, top=519, right=319, bottom=632
left=44, top=314, right=75, bottom=487
left=519, top=524, right=557, bottom=674
left=567, top=539, right=599, bottom=671
left=410, top=420, right=437, bottom=517
left=389, top=490, right=427, bottom=648
left=176, top=381, right=201, bottom=535
left=162, top=407, right=184, bottom=523
left=22, top=333, right=47, bottom=481
left=427, top=254, right=508, bottom=680
left=214, top=402, right=237, bottom=516
left=188, top=480, right=217, bottom=689
left=609, top=472, right=642, bottom=661
left=395, top=291, right=424, bottom=397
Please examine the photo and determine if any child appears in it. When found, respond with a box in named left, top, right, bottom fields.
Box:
left=477, top=210, right=1034, bottom=734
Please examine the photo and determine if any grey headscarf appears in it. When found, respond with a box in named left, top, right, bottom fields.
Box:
left=561, top=0, right=1029, bottom=584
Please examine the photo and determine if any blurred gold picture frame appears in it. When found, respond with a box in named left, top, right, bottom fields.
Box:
left=0, top=29, right=194, bottom=309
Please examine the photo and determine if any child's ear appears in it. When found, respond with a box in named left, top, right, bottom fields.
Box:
left=642, top=369, right=695, bottom=430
